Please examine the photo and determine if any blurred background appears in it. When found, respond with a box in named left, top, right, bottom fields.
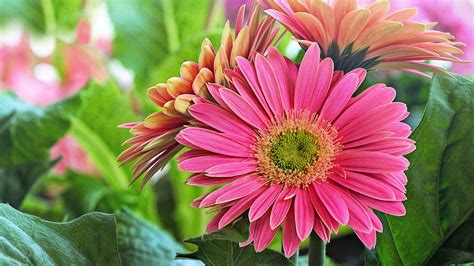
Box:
left=0, top=0, right=473, bottom=264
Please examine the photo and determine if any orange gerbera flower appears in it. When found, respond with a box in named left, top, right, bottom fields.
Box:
left=118, top=4, right=278, bottom=187
left=261, top=0, right=466, bottom=76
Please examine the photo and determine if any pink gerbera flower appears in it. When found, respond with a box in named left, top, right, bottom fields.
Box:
left=176, top=43, right=414, bottom=256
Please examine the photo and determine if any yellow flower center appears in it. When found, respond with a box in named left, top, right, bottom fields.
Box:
left=254, top=111, right=341, bottom=188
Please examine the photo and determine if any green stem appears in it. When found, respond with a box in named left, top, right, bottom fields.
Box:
left=70, top=118, right=129, bottom=189
left=308, top=232, right=325, bottom=266
left=41, top=0, right=56, bottom=34
left=290, top=248, right=299, bottom=265
left=162, top=0, right=180, bottom=52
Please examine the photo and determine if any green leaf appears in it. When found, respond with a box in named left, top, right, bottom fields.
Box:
left=107, top=0, right=224, bottom=113
left=62, top=171, right=108, bottom=217
left=179, top=220, right=292, bottom=265
left=374, top=74, right=474, bottom=265
left=0, top=161, right=56, bottom=208
left=107, top=0, right=212, bottom=78
left=115, top=208, right=184, bottom=265
left=0, top=92, right=80, bottom=166
left=70, top=82, right=160, bottom=224
left=0, top=92, right=80, bottom=207
left=71, top=82, right=138, bottom=189
left=0, top=0, right=83, bottom=34
left=0, top=203, right=121, bottom=265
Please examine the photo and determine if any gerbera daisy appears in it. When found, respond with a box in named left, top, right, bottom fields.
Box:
left=118, top=4, right=279, bottom=186
left=177, top=43, right=414, bottom=256
left=261, top=0, right=466, bottom=76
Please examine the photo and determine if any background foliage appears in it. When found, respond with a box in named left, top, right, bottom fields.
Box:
left=0, top=0, right=473, bottom=265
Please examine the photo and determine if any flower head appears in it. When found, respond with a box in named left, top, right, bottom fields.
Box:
left=118, top=4, right=278, bottom=187
left=177, top=43, right=414, bottom=256
left=261, top=0, right=466, bottom=76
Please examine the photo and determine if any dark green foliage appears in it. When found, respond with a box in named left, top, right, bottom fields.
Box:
left=0, top=204, right=121, bottom=265
left=0, top=92, right=80, bottom=208
left=372, top=74, right=474, bottom=265
left=179, top=220, right=293, bottom=265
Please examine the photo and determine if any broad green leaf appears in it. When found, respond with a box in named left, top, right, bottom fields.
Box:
left=116, top=208, right=184, bottom=265
left=179, top=220, right=292, bottom=265
left=0, top=92, right=79, bottom=207
left=374, top=74, right=474, bottom=265
left=0, top=203, right=121, bottom=265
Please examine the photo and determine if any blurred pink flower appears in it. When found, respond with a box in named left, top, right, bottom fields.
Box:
left=0, top=19, right=110, bottom=175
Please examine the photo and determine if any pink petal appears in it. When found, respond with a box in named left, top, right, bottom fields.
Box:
left=350, top=137, right=415, bottom=156
left=232, top=77, right=270, bottom=123
left=189, top=103, right=255, bottom=138
left=313, top=218, right=331, bottom=242
left=313, top=182, right=350, bottom=225
left=282, top=207, right=301, bottom=257
left=308, top=58, right=334, bottom=114
left=270, top=188, right=295, bottom=229
left=206, top=160, right=257, bottom=177
left=354, top=229, right=377, bottom=249
left=235, top=56, right=273, bottom=117
left=308, top=184, right=339, bottom=231
left=178, top=127, right=252, bottom=157
left=219, top=188, right=264, bottom=229
left=294, top=188, right=315, bottom=240
left=186, top=173, right=239, bottom=187
left=199, top=174, right=261, bottom=207
left=215, top=175, right=267, bottom=204
left=179, top=154, right=247, bottom=173
left=339, top=191, right=372, bottom=233
left=207, top=83, right=230, bottom=110
left=336, top=151, right=409, bottom=173
left=251, top=211, right=278, bottom=252
left=339, top=103, right=408, bottom=143
left=367, top=210, right=383, bottom=232
left=356, top=194, right=406, bottom=216
left=294, top=43, right=321, bottom=112
left=343, top=132, right=393, bottom=149
left=219, top=88, right=267, bottom=129
left=255, top=54, right=284, bottom=116
left=267, top=47, right=294, bottom=110
left=329, top=172, right=396, bottom=200
left=319, top=73, right=359, bottom=122
left=334, top=85, right=395, bottom=128
left=249, top=184, right=282, bottom=222
left=207, top=208, right=228, bottom=233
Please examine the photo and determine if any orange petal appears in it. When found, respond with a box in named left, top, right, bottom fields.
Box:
left=337, top=9, right=370, bottom=49
left=180, top=61, right=200, bottom=82
left=192, top=68, right=214, bottom=99
left=384, top=8, right=418, bottom=22
left=166, top=77, right=193, bottom=98
left=295, top=12, right=328, bottom=51
left=230, top=26, right=250, bottom=67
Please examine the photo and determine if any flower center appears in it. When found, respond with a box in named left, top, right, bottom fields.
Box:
left=269, top=131, right=319, bottom=172
left=254, top=111, right=341, bottom=188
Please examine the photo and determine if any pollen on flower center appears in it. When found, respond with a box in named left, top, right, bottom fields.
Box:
left=269, top=131, right=319, bottom=171
left=254, top=111, right=341, bottom=188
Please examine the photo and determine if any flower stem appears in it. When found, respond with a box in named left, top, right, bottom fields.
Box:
left=308, top=232, right=325, bottom=266
left=289, top=248, right=299, bottom=265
